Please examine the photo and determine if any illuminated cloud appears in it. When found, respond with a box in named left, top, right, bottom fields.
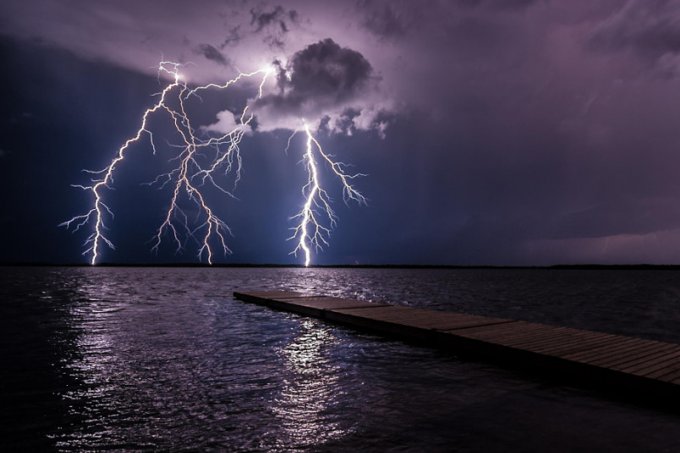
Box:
left=9, top=0, right=680, bottom=264
left=206, top=38, right=394, bottom=135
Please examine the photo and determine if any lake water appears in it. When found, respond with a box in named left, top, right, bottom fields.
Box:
left=3, top=266, right=680, bottom=451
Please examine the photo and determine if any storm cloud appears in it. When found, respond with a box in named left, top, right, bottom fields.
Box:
left=265, top=38, right=373, bottom=110
left=6, top=0, right=680, bottom=264
left=250, top=5, right=297, bottom=33
left=208, top=38, right=390, bottom=134
left=249, top=4, right=299, bottom=48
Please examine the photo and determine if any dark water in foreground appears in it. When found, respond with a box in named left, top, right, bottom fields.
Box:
left=3, top=267, right=680, bottom=452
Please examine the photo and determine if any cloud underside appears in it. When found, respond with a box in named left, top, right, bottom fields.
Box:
left=206, top=38, right=393, bottom=135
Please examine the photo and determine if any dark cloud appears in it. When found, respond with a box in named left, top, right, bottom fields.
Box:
left=195, top=43, right=229, bottom=66
left=251, top=5, right=283, bottom=32
left=7, top=0, right=680, bottom=264
left=219, top=25, right=242, bottom=49
left=456, top=0, right=538, bottom=12
left=488, top=0, right=537, bottom=11
left=588, top=0, right=680, bottom=59
left=257, top=38, right=374, bottom=114
left=249, top=5, right=299, bottom=48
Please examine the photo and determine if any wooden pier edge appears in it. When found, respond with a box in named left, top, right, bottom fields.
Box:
left=234, top=290, right=680, bottom=409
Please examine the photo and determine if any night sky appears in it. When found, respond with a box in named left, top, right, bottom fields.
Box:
left=3, top=0, right=680, bottom=265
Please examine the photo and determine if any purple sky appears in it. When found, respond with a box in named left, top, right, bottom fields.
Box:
left=2, top=0, right=680, bottom=265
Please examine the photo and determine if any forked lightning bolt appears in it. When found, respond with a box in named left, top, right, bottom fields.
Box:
left=289, top=122, right=366, bottom=267
left=61, top=61, right=273, bottom=265
left=61, top=61, right=366, bottom=266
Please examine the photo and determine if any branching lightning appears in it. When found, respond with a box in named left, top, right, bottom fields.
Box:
left=289, top=122, right=366, bottom=267
left=61, top=61, right=366, bottom=266
left=61, top=61, right=272, bottom=265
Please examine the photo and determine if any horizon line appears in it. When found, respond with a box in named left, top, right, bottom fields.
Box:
left=3, top=262, right=680, bottom=270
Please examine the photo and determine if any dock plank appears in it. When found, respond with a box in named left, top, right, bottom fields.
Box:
left=329, top=305, right=514, bottom=331
left=596, top=343, right=680, bottom=369
left=520, top=333, right=621, bottom=356
left=646, top=356, right=680, bottom=379
left=455, top=326, right=627, bottom=360
left=235, top=290, right=311, bottom=299
left=275, top=296, right=390, bottom=311
left=562, top=336, right=651, bottom=363
left=572, top=343, right=675, bottom=372
left=485, top=327, right=592, bottom=347
left=659, top=367, right=680, bottom=383
left=617, top=347, right=680, bottom=374
left=522, top=329, right=614, bottom=349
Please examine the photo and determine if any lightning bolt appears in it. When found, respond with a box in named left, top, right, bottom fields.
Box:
left=62, top=60, right=367, bottom=267
left=289, top=122, right=366, bottom=267
left=61, top=61, right=273, bottom=265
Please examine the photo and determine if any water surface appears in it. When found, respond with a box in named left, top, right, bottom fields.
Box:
left=2, top=267, right=680, bottom=451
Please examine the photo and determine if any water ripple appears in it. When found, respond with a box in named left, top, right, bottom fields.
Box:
left=2, top=267, right=680, bottom=451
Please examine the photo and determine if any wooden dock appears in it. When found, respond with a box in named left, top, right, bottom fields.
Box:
left=234, top=290, right=680, bottom=405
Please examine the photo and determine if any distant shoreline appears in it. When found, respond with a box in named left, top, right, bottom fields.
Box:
left=3, top=263, right=680, bottom=270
